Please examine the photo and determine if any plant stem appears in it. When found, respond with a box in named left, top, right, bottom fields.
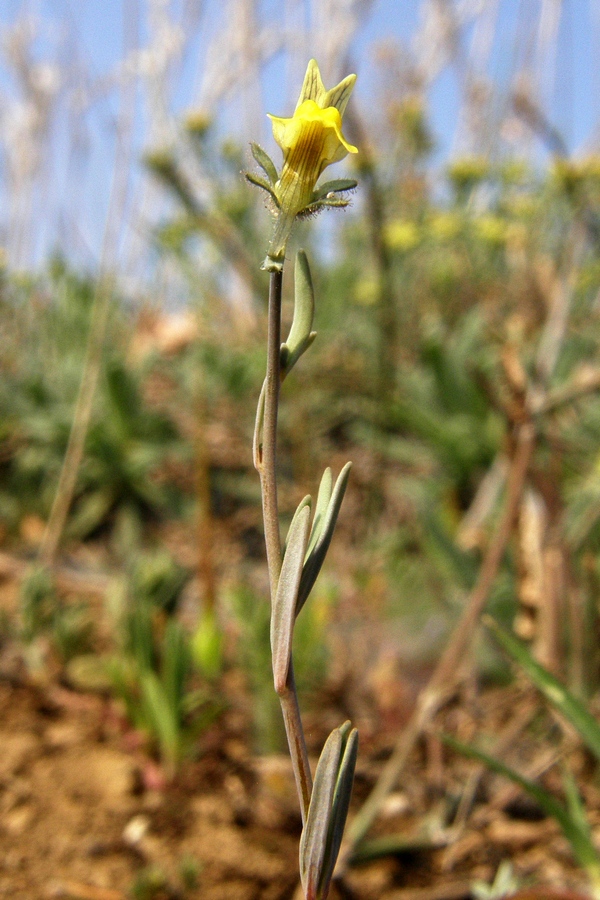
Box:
left=256, top=268, right=313, bottom=824
left=260, top=270, right=284, bottom=596
left=280, top=662, right=313, bottom=823
left=38, top=276, right=112, bottom=566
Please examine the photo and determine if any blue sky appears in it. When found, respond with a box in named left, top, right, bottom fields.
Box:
left=0, top=0, right=598, bottom=269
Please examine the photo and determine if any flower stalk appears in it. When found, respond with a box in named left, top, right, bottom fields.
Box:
left=250, top=59, right=360, bottom=899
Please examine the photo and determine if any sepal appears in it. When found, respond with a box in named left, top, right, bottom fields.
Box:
left=245, top=171, right=280, bottom=206
left=250, top=142, right=279, bottom=185
left=306, top=197, right=352, bottom=213
left=312, top=178, right=358, bottom=202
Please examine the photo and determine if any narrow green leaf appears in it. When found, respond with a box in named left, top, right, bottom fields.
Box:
left=250, top=142, right=279, bottom=185
left=443, top=735, right=600, bottom=878
left=140, top=671, right=179, bottom=776
left=563, top=768, right=592, bottom=840
left=312, top=178, right=358, bottom=202
left=245, top=171, right=279, bottom=205
left=297, top=462, right=352, bottom=615
left=161, top=619, right=190, bottom=716
left=485, top=617, right=600, bottom=762
left=280, top=251, right=317, bottom=377
left=271, top=505, right=311, bottom=693
left=300, top=728, right=342, bottom=900
left=319, top=724, right=358, bottom=896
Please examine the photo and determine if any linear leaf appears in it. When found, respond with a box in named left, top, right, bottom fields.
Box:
left=485, top=617, right=600, bottom=762
left=271, top=505, right=311, bottom=693
left=443, top=735, right=600, bottom=879
left=297, top=462, right=352, bottom=615
left=140, top=671, right=179, bottom=776
left=250, top=142, right=279, bottom=185
left=300, top=728, right=342, bottom=900
left=563, top=769, right=592, bottom=841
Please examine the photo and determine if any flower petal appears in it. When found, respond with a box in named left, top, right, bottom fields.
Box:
left=317, top=106, right=357, bottom=158
left=268, top=113, right=301, bottom=152
left=322, top=73, right=357, bottom=116
left=296, top=58, right=326, bottom=110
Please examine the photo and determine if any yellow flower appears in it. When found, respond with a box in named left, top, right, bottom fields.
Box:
left=249, top=59, right=358, bottom=271
left=269, top=99, right=357, bottom=220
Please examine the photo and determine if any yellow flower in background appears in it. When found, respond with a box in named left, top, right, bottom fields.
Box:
left=429, top=211, right=462, bottom=241
left=475, top=214, right=507, bottom=247
left=269, top=98, right=357, bottom=220
left=383, top=219, right=420, bottom=251
left=247, top=59, right=358, bottom=270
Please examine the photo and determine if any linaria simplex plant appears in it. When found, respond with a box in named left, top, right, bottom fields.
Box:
left=246, top=59, right=359, bottom=900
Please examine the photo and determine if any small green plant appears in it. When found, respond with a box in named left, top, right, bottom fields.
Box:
left=445, top=617, right=600, bottom=898
left=178, top=854, right=202, bottom=891
left=0, top=266, right=183, bottom=542
left=19, top=566, right=93, bottom=664
left=130, top=865, right=169, bottom=900
left=110, top=585, right=220, bottom=779
left=472, top=861, right=521, bottom=900
left=246, top=59, right=359, bottom=900
left=20, top=566, right=58, bottom=641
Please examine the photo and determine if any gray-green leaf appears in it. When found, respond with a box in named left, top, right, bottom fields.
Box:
left=297, top=462, right=352, bottom=615
left=280, top=250, right=317, bottom=376
left=320, top=724, right=358, bottom=894
left=283, top=494, right=312, bottom=556
left=271, top=505, right=311, bottom=694
left=300, top=721, right=358, bottom=900
left=306, top=468, right=333, bottom=558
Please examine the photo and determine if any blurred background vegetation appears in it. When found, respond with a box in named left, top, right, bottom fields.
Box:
left=1, top=0, right=600, bottom=842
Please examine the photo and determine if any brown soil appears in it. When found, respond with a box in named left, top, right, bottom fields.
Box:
left=0, top=671, right=594, bottom=900
left=0, top=549, right=594, bottom=900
